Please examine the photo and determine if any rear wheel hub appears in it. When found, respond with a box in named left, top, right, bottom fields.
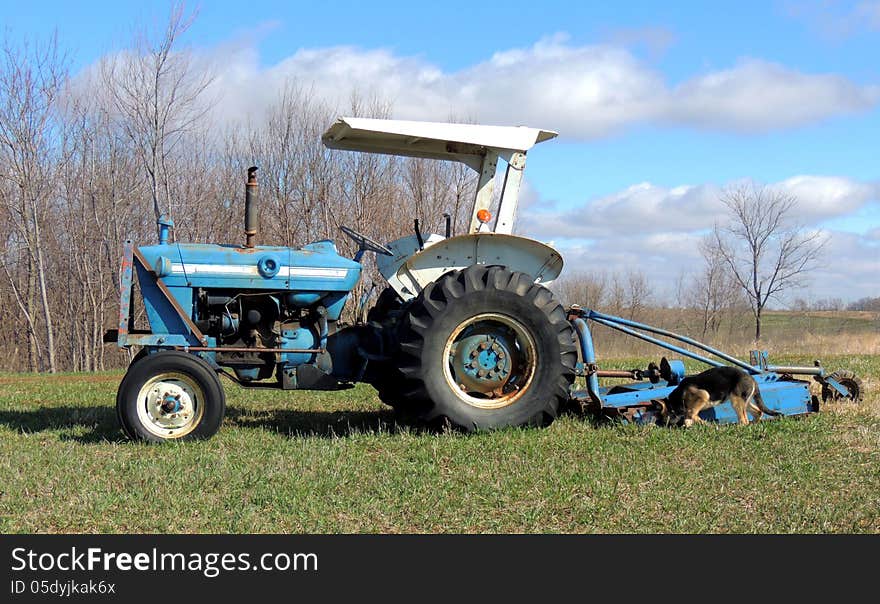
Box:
left=444, top=313, right=537, bottom=409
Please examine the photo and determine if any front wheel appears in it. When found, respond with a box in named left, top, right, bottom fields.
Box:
left=395, top=265, right=577, bottom=431
left=116, top=351, right=226, bottom=442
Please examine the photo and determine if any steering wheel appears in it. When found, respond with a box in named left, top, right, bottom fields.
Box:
left=339, top=225, right=394, bottom=257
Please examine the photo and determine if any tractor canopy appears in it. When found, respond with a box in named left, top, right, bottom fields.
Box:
left=322, top=117, right=558, bottom=235
left=322, top=117, right=557, bottom=171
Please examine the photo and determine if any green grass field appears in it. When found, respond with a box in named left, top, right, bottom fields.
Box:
left=0, top=354, right=877, bottom=534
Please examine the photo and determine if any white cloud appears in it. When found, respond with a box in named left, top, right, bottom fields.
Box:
left=668, top=59, right=880, bottom=132
left=805, top=229, right=880, bottom=299
left=520, top=176, right=880, bottom=241
left=519, top=175, right=880, bottom=302
left=773, top=175, right=880, bottom=221
left=123, top=33, right=880, bottom=140
left=786, top=0, right=880, bottom=38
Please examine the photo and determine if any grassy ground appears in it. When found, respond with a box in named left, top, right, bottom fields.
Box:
left=0, top=354, right=877, bottom=534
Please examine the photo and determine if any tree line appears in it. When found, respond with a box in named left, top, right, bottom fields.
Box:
left=1, top=5, right=830, bottom=373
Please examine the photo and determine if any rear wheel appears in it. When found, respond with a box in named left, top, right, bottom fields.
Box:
left=364, top=287, right=412, bottom=412
left=395, top=265, right=577, bottom=431
left=821, top=370, right=863, bottom=403
left=116, top=351, right=226, bottom=442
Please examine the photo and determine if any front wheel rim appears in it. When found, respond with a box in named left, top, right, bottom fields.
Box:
left=443, top=313, right=538, bottom=410
left=135, top=372, right=205, bottom=438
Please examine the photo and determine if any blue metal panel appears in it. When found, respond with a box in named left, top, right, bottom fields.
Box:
left=322, top=292, right=352, bottom=321
left=280, top=327, right=318, bottom=365
left=601, top=384, right=677, bottom=408
left=136, top=242, right=361, bottom=294
left=136, top=263, right=197, bottom=342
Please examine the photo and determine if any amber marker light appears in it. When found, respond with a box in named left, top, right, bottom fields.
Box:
left=476, top=209, right=492, bottom=224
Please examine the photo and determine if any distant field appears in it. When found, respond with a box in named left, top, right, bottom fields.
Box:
left=747, top=311, right=880, bottom=356
left=760, top=310, right=878, bottom=336
left=592, top=309, right=880, bottom=358
left=0, top=354, right=877, bottom=534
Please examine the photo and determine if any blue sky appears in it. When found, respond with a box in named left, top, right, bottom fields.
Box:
left=6, top=0, right=879, bottom=302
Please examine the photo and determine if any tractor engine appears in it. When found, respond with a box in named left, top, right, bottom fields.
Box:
left=192, top=288, right=331, bottom=384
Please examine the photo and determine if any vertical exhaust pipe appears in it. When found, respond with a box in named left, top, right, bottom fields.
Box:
left=244, top=166, right=259, bottom=248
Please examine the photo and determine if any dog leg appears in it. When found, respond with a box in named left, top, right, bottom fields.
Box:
left=683, top=389, right=710, bottom=427
left=747, top=401, right=763, bottom=422
left=731, top=396, right=750, bottom=425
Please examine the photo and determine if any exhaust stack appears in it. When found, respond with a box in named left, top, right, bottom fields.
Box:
left=244, top=166, right=259, bottom=248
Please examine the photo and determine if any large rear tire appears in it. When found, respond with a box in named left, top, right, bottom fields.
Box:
left=363, top=287, right=412, bottom=412
left=395, top=265, right=577, bottom=431
left=116, top=351, right=226, bottom=443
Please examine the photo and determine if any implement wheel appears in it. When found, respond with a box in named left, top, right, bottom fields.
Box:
left=116, top=351, right=226, bottom=442
left=395, top=265, right=577, bottom=431
left=821, top=370, right=863, bottom=403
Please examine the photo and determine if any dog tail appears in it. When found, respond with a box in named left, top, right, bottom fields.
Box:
left=749, top=384, right=782, bottom=418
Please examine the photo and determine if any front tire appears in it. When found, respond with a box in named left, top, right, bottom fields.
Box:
left=116, top=351, right=226, bottom=442
left=395, top=265, right=577, bottom=431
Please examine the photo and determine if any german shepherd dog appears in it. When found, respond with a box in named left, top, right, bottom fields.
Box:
left=658, top=366, right=782, bottom=427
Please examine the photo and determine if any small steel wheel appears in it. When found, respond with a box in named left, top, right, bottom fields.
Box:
left=821, top=370, right=863, bottom=403
left=116, top=351, right=226, bottom=442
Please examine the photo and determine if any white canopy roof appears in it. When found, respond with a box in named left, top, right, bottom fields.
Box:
left=321, top=117, right=557, bottom=170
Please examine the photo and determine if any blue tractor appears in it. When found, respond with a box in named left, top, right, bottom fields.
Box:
left=106, top=117, right=862, bottom=442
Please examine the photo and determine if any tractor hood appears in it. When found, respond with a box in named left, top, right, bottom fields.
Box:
left=137, top=240, right=361, bottom=293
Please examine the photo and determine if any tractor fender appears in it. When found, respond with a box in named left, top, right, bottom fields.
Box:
left=377, top=232, right=563, bottom=301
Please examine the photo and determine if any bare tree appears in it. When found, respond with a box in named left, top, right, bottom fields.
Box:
left=553, top=271, right=607, bottom=310
left=711, top=184, right=826, bottom=342
left=101, top=2, right=214, bottom=227
left=0, top=34, right=68, bottom=372
left=624, top=270, right=652, bottom=321
left=687, top=236, right=742, bottom=339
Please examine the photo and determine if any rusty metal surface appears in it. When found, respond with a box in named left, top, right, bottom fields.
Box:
left=116, top=240, right=135, bottom=347
left=766, top=365, right=823, bottom=375
left=596, top=369, right=640, bottom=378
left=244, top=166, right=258, bottom=248
left=177, top=346, right=324, bottom=354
